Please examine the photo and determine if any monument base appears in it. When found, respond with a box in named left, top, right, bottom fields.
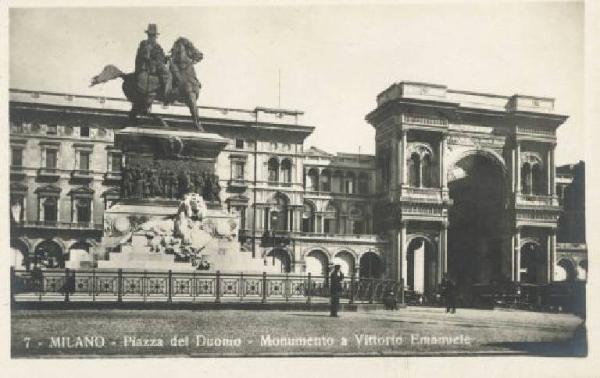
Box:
left=94, top=198, right=276, bottom=273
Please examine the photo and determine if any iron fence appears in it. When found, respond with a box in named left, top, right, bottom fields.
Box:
left=10, top=267, right=403, bottom=305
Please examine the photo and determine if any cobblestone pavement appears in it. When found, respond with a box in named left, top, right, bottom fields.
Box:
left=11, top=307, right=586, bottom=357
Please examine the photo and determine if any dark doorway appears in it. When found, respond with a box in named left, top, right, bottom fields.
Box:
left=447, top=153, right=506, bottom=301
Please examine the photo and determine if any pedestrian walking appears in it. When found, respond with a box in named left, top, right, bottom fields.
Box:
left=441, top=273, right=456, bottom=314
left=330, top=265, right=344, bottom=317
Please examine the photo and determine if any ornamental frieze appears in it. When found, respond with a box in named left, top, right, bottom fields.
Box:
left=447, top=134, right=505, bottom=148
left=516, top=209, right=559, bottom=221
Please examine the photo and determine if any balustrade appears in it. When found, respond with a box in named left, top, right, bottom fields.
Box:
left=11, top=268, right=402, bottom=305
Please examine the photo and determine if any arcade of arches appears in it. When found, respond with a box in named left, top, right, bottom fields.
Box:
left=270, top=248, right=381, bottom=278
left=10, top=238, right=95, bottom=270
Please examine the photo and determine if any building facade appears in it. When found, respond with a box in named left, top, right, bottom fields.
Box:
left=8, top=83, right=587, bottom=298
left=8, top=89, right=383, bottom=279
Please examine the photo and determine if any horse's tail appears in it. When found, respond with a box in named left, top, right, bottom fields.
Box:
left=90, top=64, right=127, bottom=87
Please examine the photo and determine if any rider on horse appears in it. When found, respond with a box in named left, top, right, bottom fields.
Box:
left=90, top=25, right=204, bottom=130
left=135, top=24, right=172, bottom=105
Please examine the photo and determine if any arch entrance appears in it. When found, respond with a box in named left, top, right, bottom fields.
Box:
left=447, top=152, right=507, bottom=298
left=305, top=250, right=329, bottom=277
left=405, top=237, right=437, bottom=296
left=34, top=240, right=65, bottom=268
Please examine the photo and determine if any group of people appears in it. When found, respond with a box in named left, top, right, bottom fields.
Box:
left=121, top=164, right=221, bottom=201
left=328, top=269, right=458, bottom=317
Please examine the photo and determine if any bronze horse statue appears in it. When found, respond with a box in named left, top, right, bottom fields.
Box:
left=91, top=37, right=204, bottom=131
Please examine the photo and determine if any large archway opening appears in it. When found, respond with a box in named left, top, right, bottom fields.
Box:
left=34, top=240, right=65, bottom=268
left=447, top=152, right=506, bottom=298
left=405, top=237, right=437, bottom=296
left=555, top=258, right=577, bottom=282
left=520, top=241, right=546, bottom=284
left=333, top=251, right=355, bottom=277
left=305, top=250, right=329, bottom=277
left=266, top=248, right=291, bottom=273
left=10, top=239, right=29, bottom=270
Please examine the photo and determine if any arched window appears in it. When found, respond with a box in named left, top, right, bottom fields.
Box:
left=358, top=172, right=369, bottom=194
left=269, top=193, right=289, bottom=231
left=306, top=168, right=319, bottom=191
left=280, top=159, right=292, bottom=184
left=422, top=154, right=433, bottom=188
left=323, top=202, right=338, bottom=234
left=302, top=202, right=315, bottom=232
left=320, top=169, right=332, bottom=192
left=332, top=170, right=344, bottom=193
left=268, top=158, right=279, bottom=183
left=345, top=172, right=356, bottom=194
left=408, top=153, right=421, bottom=187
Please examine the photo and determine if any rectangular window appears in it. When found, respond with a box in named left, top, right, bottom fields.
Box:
left=11, top=148, right=23, bottom=167
left=10, top=195, right=25, bottom=222
left=45, top=149, right=57, bottom=169
left=42, top=198, right=58, bottom=222
left=353, top=221, right=363, bottom=235
left=111, top=154, right=122, bottom=172
left=232, top=161, right=245, bottom=180
left=76, top=201, right=91, bottom=223
left=79, top=151, right=90, bottom=171
left=235, top=139, right=244, bottom=149
left=47, top=124, right=57, bottom=135
left=80, top=126, right=90, bottom=137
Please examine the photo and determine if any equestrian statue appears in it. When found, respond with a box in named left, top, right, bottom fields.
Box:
left=90, top=24, right=204, bottom=131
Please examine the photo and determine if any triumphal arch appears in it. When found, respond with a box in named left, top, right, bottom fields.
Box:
left=366, top=82, right=566, bottom=299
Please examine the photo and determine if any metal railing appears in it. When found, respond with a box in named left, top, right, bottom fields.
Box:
left=10, top=268, right=403, bottom=305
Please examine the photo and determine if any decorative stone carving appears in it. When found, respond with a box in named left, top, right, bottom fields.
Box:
left=119, top=163, right=220, bottom=201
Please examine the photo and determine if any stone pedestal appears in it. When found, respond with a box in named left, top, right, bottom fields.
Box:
left=99, top=126, right=237, bottom=271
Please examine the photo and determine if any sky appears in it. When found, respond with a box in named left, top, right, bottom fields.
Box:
left=9, top=3, right=584, bottom=164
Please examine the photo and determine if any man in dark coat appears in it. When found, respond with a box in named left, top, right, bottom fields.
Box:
left=330, top=264, right=345, bottom=317
left=441, top=273, right=456, bottom=313
left=135, top=24, right=172, bottom=104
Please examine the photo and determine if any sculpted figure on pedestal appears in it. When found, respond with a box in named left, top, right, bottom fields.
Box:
left=91, top=24, right=204, bottom=131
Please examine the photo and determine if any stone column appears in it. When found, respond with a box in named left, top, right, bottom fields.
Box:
left=398, top=222, right=407, bottom=284
left=391, top=128, right=398, bottom=189
left=439, top=135, right=448, bottom=189
left=515, top=141, right=521, bottom=194
left=401, top=129, right=408, bottom=186
left=438, top=221, right=448, bottom=282
left=547, top=144, right=556, bottom=196
left=547, top=230, right=556, bottom=283
left=514, top=228, right=521, bottom=282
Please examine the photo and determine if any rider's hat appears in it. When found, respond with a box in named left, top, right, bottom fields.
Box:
left=145, top=24, right=159, bottom=36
